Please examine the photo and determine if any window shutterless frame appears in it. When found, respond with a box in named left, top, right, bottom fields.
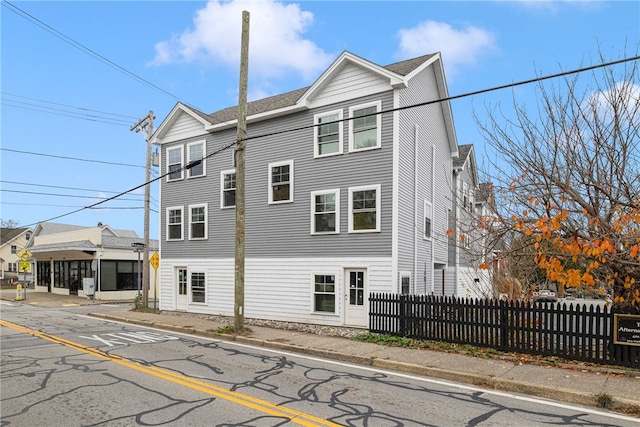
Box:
left=310, top=189, right=340, bottom=235
left=349, top=100, right=382, bottom=153
left=187, top=140, right=206, bottom=178
left=348, top=184, right=381, bottom=233
left=166, top=206, right=184, bottom=240
left=313, top=109, right=343, bottom=158
left=268, top=160, right=294, bottom=204
left=166, top=146, right=183, bottom=181
left=220, top=169, right=236, bottom=209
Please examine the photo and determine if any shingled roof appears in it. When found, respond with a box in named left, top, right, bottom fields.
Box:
left=191, top=52, right=438, bottom=126
left=0, top=228, right=29, bottom=245
left=454, top=144, right=473, bottom=168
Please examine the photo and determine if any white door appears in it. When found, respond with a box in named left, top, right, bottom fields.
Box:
left=176, top=268, right=188, bottom=310
left=344, top=269, right=367, bottom=327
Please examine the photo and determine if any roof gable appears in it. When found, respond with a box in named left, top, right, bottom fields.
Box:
left=0, top=227, right=30, bottom=246
left=152, top=103, right=213, bottom=144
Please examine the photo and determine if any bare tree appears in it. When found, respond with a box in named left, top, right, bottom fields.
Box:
left=476, top=51, right=640, bottom=313
left=0, top=219, right=21, bottom=229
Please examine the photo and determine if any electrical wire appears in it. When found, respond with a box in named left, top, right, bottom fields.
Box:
left=1, top=0, right=201, bottom=111
left=15, top=54, right=640, bottom=229
left=1, top=148, right=146, bottom=169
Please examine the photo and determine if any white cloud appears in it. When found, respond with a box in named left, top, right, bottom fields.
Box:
left=396, top=21, right=497, bottom=77
left=150, top=0, right=332, bottom=82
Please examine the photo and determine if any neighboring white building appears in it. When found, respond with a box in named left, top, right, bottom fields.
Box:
left=27, top=222, right=159, bottom=301
left=0, top=227, right=33, bottom=284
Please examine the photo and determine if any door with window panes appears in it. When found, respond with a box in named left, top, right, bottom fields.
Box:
left=176, top=268, right=188, bottom=310
left=344, top=269, right=367, bottom=327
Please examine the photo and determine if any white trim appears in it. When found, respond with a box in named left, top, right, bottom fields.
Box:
left=189, top=270, right=207, bottom=305
left=268, top=160, right=294, bottom=204
left=166, top=146, right=184, bottom=182
left=152, top=103, right=211, bottom=145
left=391, top=90, right=400, bottom=297
left=310, top=189, right=340, bottom=235
left=188, top=203, right=208, bottom=240
left=348, top=100, right=382, bottom=153
left=220, top=169, right=236, bottom=209
left=166, top=206, right=184, bottom=241
left=423, top=200, right=433, bottom=240
left=186, top=140, right=206, bottom=179
left=313, top=109, right=343, bottom=158
left=310, top=271, right=339, bottom=316
left=348, top=184, right=381, bottom=233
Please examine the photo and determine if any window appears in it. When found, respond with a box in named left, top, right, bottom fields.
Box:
left=311, top=189, right=340, bottom=234
left=348, top=184, right=380, bottom=232
left=187, top=141, right=205, bottom=178
left=191, top=272, right=205, bottom=303
left=462, top=182, right=469, bottom=210
left=268, top=160, right=293, bottom=204
left=167, top=207, right=183, bottom=240
left=313, top=274, right=336, bottom=313
left=167, top=146, right=183, bottom=181
left=349, top=101, right=381, bottom=152
left=8, top=262, right=18, bottom=272
left=25, top=232, right=31, bottom=240
left=314, top=110, right=343, bottom=157
left=424, top=201, right=432, bottom=239
left=11, top=245, right=17, bottom=254
left=189, top=204, right=207, bottom=240
left=99, top=260, right=139, bottom=291
left=400, top=272, right=412, bottom=294
left=221, top=169, right=236, bottom=208
left=177, top=268, right=187, bottom=296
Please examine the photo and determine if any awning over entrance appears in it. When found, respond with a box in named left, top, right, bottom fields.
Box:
left=28, top=240, right=97, bottom=260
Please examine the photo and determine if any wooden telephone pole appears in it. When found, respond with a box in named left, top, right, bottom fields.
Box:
left=131, top=111, right=154, bottom=308
left=234, top=10, right=250, bottom=332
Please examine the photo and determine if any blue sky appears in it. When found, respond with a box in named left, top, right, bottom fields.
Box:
left=1, top=0, right=638, bottom=240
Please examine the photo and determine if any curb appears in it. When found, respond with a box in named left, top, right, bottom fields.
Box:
left=89, top=313, right=640, bottom=416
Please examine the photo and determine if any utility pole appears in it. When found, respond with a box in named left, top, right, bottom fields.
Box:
left=235, top=10, right=250, bottom=332
left=131, top=111, right=154, bottom=308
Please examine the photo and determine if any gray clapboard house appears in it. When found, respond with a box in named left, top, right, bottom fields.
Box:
left=151, top=51, right=459, bottom=328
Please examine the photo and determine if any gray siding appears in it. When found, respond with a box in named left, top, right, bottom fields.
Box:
left=396, top=63, right=454, bottom=295
left=160, top=92, right=395, bottom=259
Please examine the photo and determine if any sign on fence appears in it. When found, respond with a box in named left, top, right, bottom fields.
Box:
left=613, top=314, right=640, bottom=346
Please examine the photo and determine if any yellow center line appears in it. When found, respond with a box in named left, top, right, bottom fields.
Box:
left=0, top=319, right=341, bottom=427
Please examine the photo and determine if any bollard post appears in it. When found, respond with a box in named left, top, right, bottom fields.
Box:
left=16, top=283, right=23, bottom=301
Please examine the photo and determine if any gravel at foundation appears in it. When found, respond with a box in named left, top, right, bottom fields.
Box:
left=162, top=311, right=364, bottom=339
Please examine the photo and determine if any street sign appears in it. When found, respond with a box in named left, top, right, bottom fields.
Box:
left=19, top=261, right=31, bottom=272
left=150, top=252, right=159, bottom=270
left=17, top=248, right=32, bottom=261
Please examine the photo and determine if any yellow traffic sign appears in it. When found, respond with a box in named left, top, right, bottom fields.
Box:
left=150, top=252, right=159, bottom=270
left=17, top=248, right=32, bottom=261
left=19, top=261, right=31, bottom=272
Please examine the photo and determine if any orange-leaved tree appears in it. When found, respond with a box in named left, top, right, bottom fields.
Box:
left=476, top=51, right=640, bottom=313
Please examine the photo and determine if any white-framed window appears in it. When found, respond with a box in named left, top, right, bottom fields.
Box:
left=349, top=100, right=381, bottom=152
left=424, top=201, right=432, bottom=239
left=167, top=146, right=183, bottom=181
left=177, top=268, right=187, bottom=296
left=8, top=262, right=18, bottom=272
left=166, top=206, right=183, bottom=240
left=190, top=271, right=206, bottom=303
left=313, top=274, right=336, bottom=314
left=311, top=189, right=340, bottom=235
left=11, top=245, right=17, bottom=254
left=462, top=182, right=469, bottom=210
left=268, top=160, right=293, bottom=204
left=188, top=204, right=207, bottom=240
left=400, top=272, right=412, bottom=295
left=221, top=169, right=236, bottom=208
left=187, top=140, right=205, bottom=178
left=348, top=184, right=381, bottom=233
left=314, top=109, right=343, bottom=158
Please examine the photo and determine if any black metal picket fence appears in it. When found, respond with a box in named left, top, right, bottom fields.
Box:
left=369, top=293, right=639, bottom=368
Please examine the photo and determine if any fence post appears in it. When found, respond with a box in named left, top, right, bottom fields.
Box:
left=499, top=299, right=508, bottom=351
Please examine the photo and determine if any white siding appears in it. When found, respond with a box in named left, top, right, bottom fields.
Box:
left=310, top=63, right=391, bottom=107
left=158, top=257, right=393, bottom=327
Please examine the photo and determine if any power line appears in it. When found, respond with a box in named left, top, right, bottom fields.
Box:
left=2, top=201, right=158, bottom=214
left=16, top=54, right=640, bottom=229
left=1, top=188, right=145, bottom=202
left=1, top=1, right=200, bottom=111
left=242, top=55, right=640, bottom=143
left=2, top=92, right=139, bottom=120
left=2, top=101, right=132, bottom=127
left=1, top=148, right=146, bottom=169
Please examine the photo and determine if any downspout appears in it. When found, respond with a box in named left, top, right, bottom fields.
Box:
left=413, top=125, right=419, bottom=294
left=431, top=144, right=435, bottom=294
left=453, top=171, right=460, bottom=297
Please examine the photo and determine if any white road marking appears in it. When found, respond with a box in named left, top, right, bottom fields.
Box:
left=77, top=314, right=640, bottom=424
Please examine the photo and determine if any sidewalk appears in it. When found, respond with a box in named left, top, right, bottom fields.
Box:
left=2, top=289, right=639, bottom=416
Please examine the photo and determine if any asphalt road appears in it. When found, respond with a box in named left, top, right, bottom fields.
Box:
left=1, top=302, right=638, bottom=426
